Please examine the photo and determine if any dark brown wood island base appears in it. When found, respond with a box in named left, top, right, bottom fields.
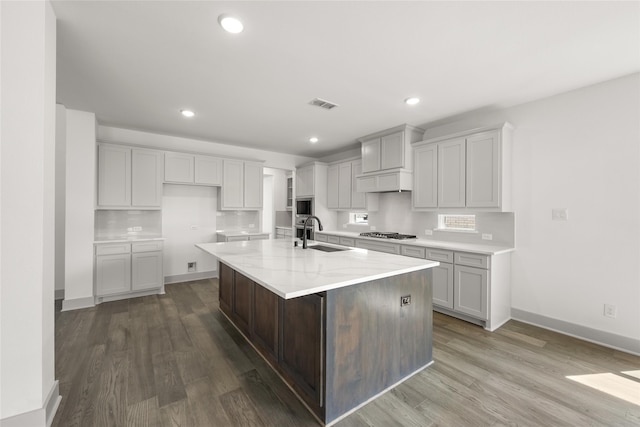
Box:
left=218, top=261, right=433, bottom=425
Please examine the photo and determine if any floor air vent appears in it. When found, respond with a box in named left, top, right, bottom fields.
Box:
left=309, top=98, right=339, bottom=110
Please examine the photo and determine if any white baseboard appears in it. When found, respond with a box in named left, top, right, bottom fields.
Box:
left=61, top=295, right=95, bottom=312
left=164, top=271, right=217, bottom=284
left=511, top=308, right=640, bottom=356
left=0, top=380, right=60, bottom=427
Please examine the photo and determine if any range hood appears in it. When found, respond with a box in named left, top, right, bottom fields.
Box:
left=355, top=169, right=412, bottom=193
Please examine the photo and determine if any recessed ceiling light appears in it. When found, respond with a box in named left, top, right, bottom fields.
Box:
left=309, top=137, right=319, bottom=144
left=405, top=97, right=420, bottom=105
left=181, top=109, right=195, bottom=118
left=218, top=14, right=244, bottom=34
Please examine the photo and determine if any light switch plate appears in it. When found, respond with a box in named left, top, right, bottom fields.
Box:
left=424, top=229, right=433, bottom=236
left=482, top=233, right=493, bottom=240
left=370, top=225, right=377, bottom=231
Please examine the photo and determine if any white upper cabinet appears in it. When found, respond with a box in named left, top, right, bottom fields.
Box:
left=327, top=159, right=378, bottom=211
left=164, top=152, right=222, bottom=186
left=97, top=144, right=162, bottom=209
left=221, top=159, right=263, bottom=210
left=98, top=144, right=131, bottom=207
left=356, top=124, right=424, bottom=193
left=438, top=137, right=466, bottom=208
left=412, top=144, right=438, bottom=209
left=412, top=123, right=513, bottom=212
left=296, top=164, right=315, bottom=197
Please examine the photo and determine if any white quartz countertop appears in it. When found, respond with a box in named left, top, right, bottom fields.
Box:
left=216, top=230, right=270, bottom=237
left=196, top=239, right=439, bottom=299
left=316, top=231, right=514, bottom=255
left=94, top=237, right=165, bottom=244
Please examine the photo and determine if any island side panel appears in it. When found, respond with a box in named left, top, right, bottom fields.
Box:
left=324, top=269, right=433, bottom=423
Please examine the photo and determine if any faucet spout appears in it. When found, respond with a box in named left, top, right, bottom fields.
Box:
left=302, top=216, right=323, bottom=249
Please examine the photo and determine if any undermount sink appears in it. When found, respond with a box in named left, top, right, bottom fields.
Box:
left=308, top=245, right=350, bottom=253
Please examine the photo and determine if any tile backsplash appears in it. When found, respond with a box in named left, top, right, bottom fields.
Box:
left=216, top=210, right=260, bottom=231
left=95, top=210, right=163, bottom=240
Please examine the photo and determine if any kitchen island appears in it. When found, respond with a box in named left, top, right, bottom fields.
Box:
left=196, top=239, right=438, bottom=425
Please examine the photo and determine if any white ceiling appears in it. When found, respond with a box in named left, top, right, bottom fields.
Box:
left=52, top=1, right=640, bottom=158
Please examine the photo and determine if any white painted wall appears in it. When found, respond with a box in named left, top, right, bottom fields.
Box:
left=62, top=109, right=96, bottom=311
left=420, top=73, right=640, bottom=343
left=162, top=184, right=218, bottom=279
left=98, top=126, right=314, bottom=170
left=0, top=1, right=59, bottom=423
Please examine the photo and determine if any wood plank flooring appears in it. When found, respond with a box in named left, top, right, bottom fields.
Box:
left=53, top=279, right=640, bottom=426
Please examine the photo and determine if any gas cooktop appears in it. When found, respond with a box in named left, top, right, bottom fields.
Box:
left=359, top=232, right=417, bottom=240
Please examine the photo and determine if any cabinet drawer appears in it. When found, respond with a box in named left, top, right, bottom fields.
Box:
left=327, top=235, right=340, bottom=245
left=356, top=240, right=400, bottom=255
left=96, top=243, right=131, bottom=256
left=455, top=252, right=489, bottom=269
left=132, top=241, right=164, bottom=253
left=401, top=245, right=425, bottom=259
left=425, top=248, right=454, bottom=263
left=227, top=235, right=249, bottom=242
left=315, top=234, right=328, bottom=243
left=249, top=234, right=269, bottom=241
left=339, top=237, right=356, bottom=247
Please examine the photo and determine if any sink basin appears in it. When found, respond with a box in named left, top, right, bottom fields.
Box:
left=308, top=245, right=350, bottom=253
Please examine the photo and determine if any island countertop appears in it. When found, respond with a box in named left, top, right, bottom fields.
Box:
left=196, top=239, right=439, bottom=299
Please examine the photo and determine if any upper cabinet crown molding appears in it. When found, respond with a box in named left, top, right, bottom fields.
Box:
left=412, top=122, right=513, bottom=212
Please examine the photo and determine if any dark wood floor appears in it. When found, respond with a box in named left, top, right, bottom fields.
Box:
left=53, top=279, right=640, bottom=427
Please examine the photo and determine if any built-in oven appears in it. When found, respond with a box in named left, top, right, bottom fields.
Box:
left=295, top=198, right=313, bottom=216
left=295, top=226, right=313, bottom=240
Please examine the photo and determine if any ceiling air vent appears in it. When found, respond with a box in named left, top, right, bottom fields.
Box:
left=309, top=98, right=339, bottom=110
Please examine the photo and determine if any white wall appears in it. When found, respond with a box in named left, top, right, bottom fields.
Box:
left=55, top=105, right=66, bottom=298
left=62, top=109, right=96, bottom=311
left=0, top=1, right=59, bottom=424
left=98, top=126, right=314, bottom=170
left=162, top=185, right=218, bottom=280
left=421, top=73, right=640, bottom=346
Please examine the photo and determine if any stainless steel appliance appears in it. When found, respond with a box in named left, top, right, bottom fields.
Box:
left=359, top=232, right=417, bottom=240
left=295, top=198, right=313, bottom=216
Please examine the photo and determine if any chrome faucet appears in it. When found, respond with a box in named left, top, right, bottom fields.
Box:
left=302, top=216, right=323, bottom=249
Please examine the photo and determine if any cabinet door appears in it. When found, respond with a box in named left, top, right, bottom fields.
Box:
left=164, top=152, right=194, bottom=183
left=351, top=160, right=366, bottom=209
left=413, top=144, right=438, bottom=208
left=131, top=251, right=163, bottom=291
left=380, top=131, right=404, bottom=170
left=244, top=162, right=263, bottom=209
left=96, top=253, right=131, bottom=296
left=97, top=144, right=131, bottom=207
left=338, top=162, right=352, bottom=209
left=438, top=137, right=466, bottom=207
left=432, top=263, right=454, bottom=309
left=233, top=272, right=253, bottom=336
left=280, top=294, right=324, bottom=407
left=361, top=138, right=381, bottom=173
left=454, top=265, right=488, bottom=320
left=218, top=262, right=234, bottom=315
left=296, top=165, right=314, bottom=197
left=466, top=131, right=500, bottom=208
left=327, top=165, right=339, bottom=209
left=194, top=155, right=222, bottom=186
left=222, top=159, right=244, bottom=209
left=252, top=285, right=279, bottom=361
left=132, top=149, right=163, bottom=207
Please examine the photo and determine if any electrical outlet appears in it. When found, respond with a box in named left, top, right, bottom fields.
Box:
left=249, top=223, right=255, bottom=228
left=424, top=229, right=433, bottom=236
left=190, top=225, right=198, bottom=230
left=133, top=226, right=142, bottom=232
left=552, top=208, right=569, bottom=221
left=188, top=262, right=196, bottom=272
left=401, top=295, right=411, bottom=307
left=370, top=225, right=377, bottom=231
left=604, top=304, right=617, bottom=318
left=482, top=233, right=493, bottom=241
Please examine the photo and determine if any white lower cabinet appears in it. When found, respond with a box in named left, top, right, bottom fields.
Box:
left=432, top=263, right=454, bottom=309
left=453, top=265, right=488, bottom=319
left=95, top=241, right=164, bottom=300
